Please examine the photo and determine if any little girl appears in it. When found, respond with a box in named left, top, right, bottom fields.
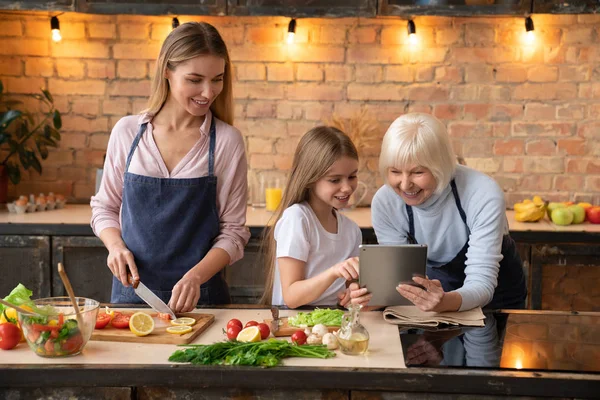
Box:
left=261, top=126, right=371, bottom=308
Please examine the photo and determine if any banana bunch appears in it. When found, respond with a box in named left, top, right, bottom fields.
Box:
left=514, top=196, right=548, bottom=222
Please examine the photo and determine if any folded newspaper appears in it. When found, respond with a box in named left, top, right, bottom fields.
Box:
left=383, top=306, right=485, bottom=327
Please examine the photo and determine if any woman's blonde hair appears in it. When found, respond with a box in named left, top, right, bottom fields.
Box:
left=143, top=22, right=234, bottom=125
left=379, top=113, right=456, bottom=194
left=259, top=126, right=359, bottom=305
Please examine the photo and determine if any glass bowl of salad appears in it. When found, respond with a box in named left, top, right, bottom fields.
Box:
left=17, top=297, right=100, bottom=357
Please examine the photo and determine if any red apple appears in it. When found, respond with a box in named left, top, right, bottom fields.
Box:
left=586, top=207, right=600, bottom=224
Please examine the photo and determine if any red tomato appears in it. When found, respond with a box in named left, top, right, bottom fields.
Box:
left=226, top=325, right=242, bottom=340
left=227, top=319, right=243, bottom=330
left=111, top=313, right=131, bottom=329
left=586, top=206, right=600, bottom=224
left=257, top=323, right=271, bottom=340
left=291, top=330, right=307, bottom=345
left=157, top=312, right=173, bottom=321
left=95, top=313, right=112, bottom=329
left=62, top=333, right=84, bottom=353
left=0, top=323, right=21, bottom=350
left=26, top=329, right=40, bottom=344
left=44, top=338, right=55, bottom=355
left=244, top=320, right=259, bottom=328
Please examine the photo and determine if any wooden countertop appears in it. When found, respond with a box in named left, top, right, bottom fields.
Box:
left=1, top=204, right=600, bottom=233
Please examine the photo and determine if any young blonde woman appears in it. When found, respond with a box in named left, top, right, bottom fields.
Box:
left=368, top=113, right=526, bottom=312
left=91, top=22, right=250, bottom=312
left=261, top=126, right=371, bottom=309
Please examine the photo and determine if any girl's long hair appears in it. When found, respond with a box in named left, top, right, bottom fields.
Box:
left=259, top=126, right=359, bottom=305
left=143, top=22, right=234, bottom=125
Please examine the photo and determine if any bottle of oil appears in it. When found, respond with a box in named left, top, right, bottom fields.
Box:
left=337, top=304, right=369, bottom=355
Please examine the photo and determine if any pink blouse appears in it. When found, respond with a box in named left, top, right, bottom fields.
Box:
left=90, top=110, right=250, bottom=265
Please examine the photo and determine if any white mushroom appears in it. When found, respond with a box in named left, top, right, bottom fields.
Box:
left=322, top=333, right=338, bottom=350
left=311, top=324, right=328, bottom=338
left=306, top=333, right=322, bottom=345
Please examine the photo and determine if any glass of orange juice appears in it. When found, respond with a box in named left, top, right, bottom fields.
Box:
left=265, top=187, right=283, bottom=212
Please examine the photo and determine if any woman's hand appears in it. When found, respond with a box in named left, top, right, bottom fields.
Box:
left=169, top=272, right=202, bottom=313
left=106, top=241, right=138, bottom=286
left=397, top=276, right=445, bottom=312
left=331, top=257, right=359, bottom=281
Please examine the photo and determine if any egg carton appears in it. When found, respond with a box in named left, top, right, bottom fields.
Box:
left=6, top=193, right=67, bottom=214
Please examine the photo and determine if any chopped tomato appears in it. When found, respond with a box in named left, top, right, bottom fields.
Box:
left=58, top=313, right=64, bottom=327
left=26, top=329, right=40, bottom=343
left=95, top=313, right=112, bottom=330
left=44, top=338, right=55, bottom=355
left=157, top=312, right=173, bottom=321
left=32, top=323, right=60, bottom=332
left=111, top=313, right=131, bottom=329
left=62, top=333, right=83, bottom=353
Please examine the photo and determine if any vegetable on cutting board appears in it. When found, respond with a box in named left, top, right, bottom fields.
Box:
left=169, top=338, right=335, bottom=367
left=288, top=308, right=344, bottom=327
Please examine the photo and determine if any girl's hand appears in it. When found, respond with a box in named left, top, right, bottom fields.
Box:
left=337, top=288, right=351, bottom=307
left=106, top=241, right=138, bottom=286
left=397, top=276, right=445, bottom=312
left=348, top=282, right=372, bottom=306
left=169, top=272, right=202, bottom=313
left=331, top=257, right=359, bottom=281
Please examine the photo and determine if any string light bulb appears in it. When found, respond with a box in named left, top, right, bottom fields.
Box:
left=50, top=16, right=61, bottom=42
left=525, top=16, right=535, bottom=42
left=287, top=18, right=296, bottom=44
left=407, top=19, right=417, bottom=45
left=172, top=17, right=180, bottom=30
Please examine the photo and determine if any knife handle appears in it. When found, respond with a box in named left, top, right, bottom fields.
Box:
left=127, top=273, right=140, bottom=289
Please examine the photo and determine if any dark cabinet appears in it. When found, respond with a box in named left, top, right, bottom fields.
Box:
left=0, top=235, right=51, bottom=299
left=225, top=238, right=265, bottom=304
left=531, top=243, right=600, bottom=312
left=535, top=0, right=600, bottom=14
left=227, top=0, right=376, bottom=17
left=0, top=0, right=74, bottom=11
left=52, top=236, right=113, bottom=303
left=378, top=0, right=529, bottom=16
left=77, top=0, right=226, bottom=15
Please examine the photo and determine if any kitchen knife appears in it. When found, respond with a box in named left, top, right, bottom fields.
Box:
left=128, top=275, right=177, bottom=320
left=270, top=306, right=280, bottom=334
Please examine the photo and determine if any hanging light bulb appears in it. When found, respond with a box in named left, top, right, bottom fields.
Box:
left=524, top=16, right=535, bottom=43
left=172, top=17, right=180, bottom=30
left=50, top=16, right=61, bottom=42
left=287, top=18, right=296, bottom=44
left=407, top=19, right=417, bottom=45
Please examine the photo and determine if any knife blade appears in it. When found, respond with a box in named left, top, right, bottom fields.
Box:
left=270, top=306, right=280, bottom=334
left=128, top=275, right=177, bottom=320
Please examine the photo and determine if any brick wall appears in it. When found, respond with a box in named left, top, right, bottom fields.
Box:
left=1, top=11, right=599, bottom=205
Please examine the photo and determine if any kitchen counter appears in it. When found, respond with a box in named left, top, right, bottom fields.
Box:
left=0, top=308, right=598, bottom=399
left=1, top=205, right=599, bottom=239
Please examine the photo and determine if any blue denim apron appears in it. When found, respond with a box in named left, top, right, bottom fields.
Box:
left=110, top=116, right=230, bottom=305
left=405, top=180, right=527, bottom=309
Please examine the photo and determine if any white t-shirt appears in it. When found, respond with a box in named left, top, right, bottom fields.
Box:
left=271, top=202, right=363, bottom=306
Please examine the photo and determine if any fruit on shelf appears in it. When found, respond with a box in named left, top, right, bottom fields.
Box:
left=567, top=205, right=586, bottom=224
left=546, top=202, right=566, bottom=219
left=586, top=206, right=600, bottom=224
left=551, top=207, right=574, bottom=226
left=514, top=197, right=547, bottom=222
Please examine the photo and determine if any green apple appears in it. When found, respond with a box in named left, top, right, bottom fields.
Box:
left=567, top=205, right=586, bottom=224
left=546, top=202, right=566, bottom=219
left=551, top=207, right=574, bottom=225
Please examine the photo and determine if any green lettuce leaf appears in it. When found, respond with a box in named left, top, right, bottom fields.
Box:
left=0, top=283, right=35, bottom=314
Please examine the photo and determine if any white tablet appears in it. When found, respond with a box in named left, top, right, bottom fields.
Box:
left=358, top=244, right=428, bottom=307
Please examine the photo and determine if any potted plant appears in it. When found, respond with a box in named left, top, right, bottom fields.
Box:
left=0, top=80, right=62, bottom=204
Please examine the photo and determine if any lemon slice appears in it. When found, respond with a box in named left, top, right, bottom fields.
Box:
left=236, top=326, right=261, bottom=343
left=170, top=317, right=196, bottom=326
left=129, top=312, right=155, bottom=337
left=166, top=325, right=192, bottom=335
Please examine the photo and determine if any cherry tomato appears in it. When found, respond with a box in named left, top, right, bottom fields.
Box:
left=257, top=323, right=271, bottom=340
left=227, top=319, right=243, bottom=330
left=95, top=313, right=112, bottom=330
left=62, top=333, right=84, bottom=353
left=44, top=338, right=56, bottom=355
left=291, top=330, right=307, bottom=345
left=0, top=323, right=21, bottom=350
left=111, top=313, right=131, bottom=329
left=244, top=320, right=259, bottom=328
left=226, top=325, right=242, bottom=340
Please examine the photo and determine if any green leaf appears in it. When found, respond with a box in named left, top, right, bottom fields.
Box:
left=49, top=126, right=61, bottom=141
left=53, top=110, right=62, bottom=130
left=8, top=139, right=19, bottom=154
left=36, top=140, right=49, bottom=160
left=6, top=162, right=20, bottom=185
left=0, top=132, right=9, bottom=145
left=38, top=135, right=57, bottom=147
left=16, top=120, right=28, bottom=139
left=0, top=109, right=22, bottom=133
left=30, top=154, right=42, bottom=174
left=41, top=89, right=53, bottom=103
left=19, top=148, right=30, bottom=170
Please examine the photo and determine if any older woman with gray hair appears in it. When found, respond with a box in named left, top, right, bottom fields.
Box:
left=367, top=113, right=526, bottom=312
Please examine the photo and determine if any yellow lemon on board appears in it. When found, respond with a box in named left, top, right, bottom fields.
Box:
left=236, top=326, right=261, bottom=343
left=129, top=312, right=155, bottom=337
left=170, top=317, right=196, bottom=326
left=166, top=325, right=192, bottom=335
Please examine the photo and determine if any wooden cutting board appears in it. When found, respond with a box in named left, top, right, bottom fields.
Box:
left=91, top=311, right=214, bottom=344
left=264, top=317, right=339, bottom=337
